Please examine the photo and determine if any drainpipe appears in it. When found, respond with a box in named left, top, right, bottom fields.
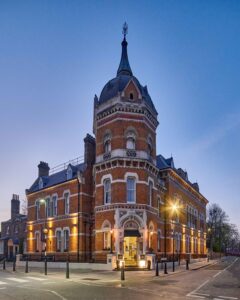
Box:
left=77, top=177, right=81, bottom=263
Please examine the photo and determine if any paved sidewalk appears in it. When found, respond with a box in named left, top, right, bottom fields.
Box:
left=1, top=258, right=218, bottom=284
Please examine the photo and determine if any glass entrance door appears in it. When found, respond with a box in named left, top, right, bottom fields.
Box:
left=124, top=236, right=138, bottom=266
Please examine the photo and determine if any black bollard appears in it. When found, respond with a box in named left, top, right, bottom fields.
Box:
left=3, top=259, right=6, bottom=270
left=66, top=259, right=70, bottom=279
left=164, top=262, right=168, bottom=274
left=121, top=264, right=125, bottom=281
left=44, top=256, right=47, bottom=276
left=186, top=259, right=189, bottom=270
left=155, top=260, right=159, bottom=277
left=172, top=258, right=175, bottom=272
left=13, top=258, right=16, bottom=272
left=25, top=257, right=29, bottom=273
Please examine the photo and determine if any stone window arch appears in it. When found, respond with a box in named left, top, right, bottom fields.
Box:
left=103, top=131, right=112, bottom=154
left=125, top=128, right=137, bottom=150
left=103, top=178, right=111, bottom=205
left=101, top=220, right=111, bottom=250
left=147, top=135, right=153, bottom=157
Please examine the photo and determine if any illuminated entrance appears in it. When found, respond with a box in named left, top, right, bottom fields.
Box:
left=124, top=229, right=141, bottom=266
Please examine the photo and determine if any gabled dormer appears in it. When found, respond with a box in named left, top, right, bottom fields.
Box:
left=38, top=177, right=43, bottom=189
left=121, top=79, right=142, bottom=101
left=66, top=164, right=73, bottom=180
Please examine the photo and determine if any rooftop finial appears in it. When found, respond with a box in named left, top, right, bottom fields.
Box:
left=122, top=22, right=128, bottom=39
left=117, top=22, right=132, bottom=76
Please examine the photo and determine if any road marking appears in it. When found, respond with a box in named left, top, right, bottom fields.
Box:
left=213, top=271, right=222, bottom=278
left=0, top=287, right=6, bottom=290
left=212, top=258, right=239, bottom=280
left=187, top=295, right=205, bottom=299
left=219, top=297, right=238, bottom=300
left=50, top=291, right=68, bottom=300
left=25, top=277, right=46, bottom=281
left=0, top=281, right=8, bottom=285
left=187, top=279, right=210, bottom=298
left=6, top=278, right=29, bottom=283
left=195, top=293, right=210, bottom=296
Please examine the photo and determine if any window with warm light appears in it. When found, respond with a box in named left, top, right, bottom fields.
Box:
left=104, top=231, right=111, bottom=250
left=56, top=230, right=62, bottom=252
left=64, top=229, right=70, bottom=251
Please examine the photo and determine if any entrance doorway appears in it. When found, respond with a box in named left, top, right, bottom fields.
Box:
left=124, top=236, right=138, bottom=266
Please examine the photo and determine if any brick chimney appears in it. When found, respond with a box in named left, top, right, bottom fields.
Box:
left=38, top=161, right=50, bottom=177
left=84, top=134, right=96, bottom=165
left=11, top=194, right=20, bottom=219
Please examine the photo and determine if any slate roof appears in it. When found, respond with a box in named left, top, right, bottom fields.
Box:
left=157, top=154, right=200, bottom=193
left=27, top=163, right=86, bottom=194
left=98, top=36, right=157, bottom=114
left=157, top=154, right=174, bottom=170
left=99, top=75, right=157, bottom=114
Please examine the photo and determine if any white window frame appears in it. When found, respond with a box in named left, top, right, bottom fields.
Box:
left=127, top=177, right=136, bottom=203
left=104, top=178, right=111, bottom=205
left=63, top=229, right=70, bottom=251
left=148, top=180, right=154, bottom=206
left=56, top=230, right=62, bottom=252
left=52, top=194, right=58, bottom=216
left=63, top=192, right=70, bottom=215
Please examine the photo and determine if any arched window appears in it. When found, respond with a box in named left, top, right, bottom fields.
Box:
left=149, top=181, right=154, bottom=206
left=127, top=177, right=136, bottom=203
left=63, top=229, right=70, bottom=251
left=130, top=92, right=134, bottom=100
left=148, top=140, right=153, bottom=157
left=104, top=178, right=111, bottom=205
left=102, top=220, right=111, bottom=250
left=35, top=201, right=40, bottom=220
left=56, top=230, right=62, bottom=252
left=46, top=197, right=53, bottom=218
left=127, top=137, right=135, bottom=150
left=103, top=134, right=111, bottom=154
left=64, top=192, right=70, bottom=214
left=126, top=130, right=136, bottom=150
left=52, top=195, right=58, bottom=216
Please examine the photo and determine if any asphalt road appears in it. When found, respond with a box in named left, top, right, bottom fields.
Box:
left=0, top=257, right=239, bottom=300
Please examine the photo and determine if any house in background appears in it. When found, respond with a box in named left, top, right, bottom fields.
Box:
left=0, top=194, right=27, bottom=260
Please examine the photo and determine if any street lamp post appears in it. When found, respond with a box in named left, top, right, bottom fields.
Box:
left=172, top=229, right=175, bottom=272
left=110, top=229, right=113, bottom=254
left=164, top=197, right=168, bottom=274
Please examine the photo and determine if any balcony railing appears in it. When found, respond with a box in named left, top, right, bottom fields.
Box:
left=49, top=156, right=84, bottom=175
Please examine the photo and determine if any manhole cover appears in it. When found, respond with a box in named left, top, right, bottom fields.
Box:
left=82, top=278, right=100, bottom=281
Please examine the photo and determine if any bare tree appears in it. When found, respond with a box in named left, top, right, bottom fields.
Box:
left=207, top=203, right=240, bottom=257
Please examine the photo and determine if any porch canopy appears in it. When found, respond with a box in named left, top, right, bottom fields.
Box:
left=124, top=229, right=141, bottom=237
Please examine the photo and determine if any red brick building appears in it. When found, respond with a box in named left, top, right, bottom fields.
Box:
left=26, top=26, right=208, bottom=265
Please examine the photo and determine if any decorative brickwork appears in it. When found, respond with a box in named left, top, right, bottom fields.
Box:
left=26, top=27, right=208, bottom=265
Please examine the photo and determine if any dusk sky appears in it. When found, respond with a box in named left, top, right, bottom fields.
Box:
left=0, top=1, right=239, bottom=230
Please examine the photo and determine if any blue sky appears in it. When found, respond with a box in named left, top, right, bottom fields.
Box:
left=0, top=0, right=239, bottom=230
